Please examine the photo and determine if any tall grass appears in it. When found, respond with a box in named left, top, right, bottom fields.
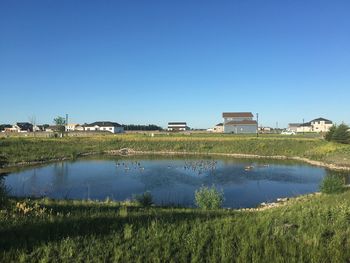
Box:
left=1, top=134, right=349, bottom=167
left=1, top=191, right=350, bottom=262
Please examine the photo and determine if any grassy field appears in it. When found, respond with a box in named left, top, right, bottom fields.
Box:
left=1, top=133, right=350, bottom=262
left=0, top=133, right=350, bottom=168
left=1, top=191, right=350, bottom=262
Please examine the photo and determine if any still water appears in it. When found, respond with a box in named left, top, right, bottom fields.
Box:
left=2, top=156, right=330, bottom=208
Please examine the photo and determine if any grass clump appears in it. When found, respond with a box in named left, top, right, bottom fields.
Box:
left=0, top=177, right=10, bottom=209
left=195, top=185, right=224, bottom=209
left=319, top=174, right=345, bottom=194
left=133, top=191, right=153, bottom=207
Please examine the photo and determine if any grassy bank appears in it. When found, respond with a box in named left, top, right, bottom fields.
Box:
left=1, top=191, right=350, bottom=262
left=1, top=133, right=350, bottom=168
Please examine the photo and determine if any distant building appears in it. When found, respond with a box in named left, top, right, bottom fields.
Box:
left=167, top=122, right=190, bottom=131
left=289, top=118, right=333, bottom=133
left=65, top=123, right=79, bottom=132
left=310, top=118, right=333, bottom=132
left=45, top=125, right=62, bottom=132
left=9, top=122, right=34, bottom=132
left=222, top=112, right=257, bottom=134
left=288, top=123, right=301, bottom=132
left=258, top=126, right=272, bottom=133
left=213, top=123, right=224, bottom=133
left=84, top=121, right=124, bottom=133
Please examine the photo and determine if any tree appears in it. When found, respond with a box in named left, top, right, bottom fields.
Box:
left=53, top=116, right=66, bottom=137
left=325, top=125, right=337, bottom=141
left=332, top=124, right=350, bottom=144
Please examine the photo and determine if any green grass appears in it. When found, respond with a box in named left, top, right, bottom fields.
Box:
left=0, top=133, right=349, bottom=168
left=1, top=191, right=350, bottom=262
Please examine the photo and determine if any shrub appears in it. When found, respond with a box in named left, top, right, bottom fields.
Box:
left=133, top=191, right=153, bottom=207
left=325, top=125, right=337, bottom=142
left=195, top=185, right=224, bottom=209
left=332, top=124, right=350, bottom=144
left=319, top=174, right=344, bottom=194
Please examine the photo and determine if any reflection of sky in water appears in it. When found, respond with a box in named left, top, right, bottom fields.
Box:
left=3, top=157, right=331, bottom=208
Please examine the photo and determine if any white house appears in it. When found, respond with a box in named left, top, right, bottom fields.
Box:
left=65, top=123, right=79, bottom=132
left=222, top=112, right=257, bottom=134
left=9, top=122, right=34, bottom=133
left=84, top=121, right=124, bottom=134
left=290, top=118, right=333, bottom=133
left=167, top=122, right=190, bottom=131
left=213, top=123, right=224, bottom=133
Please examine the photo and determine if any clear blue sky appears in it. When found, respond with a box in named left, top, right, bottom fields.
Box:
left=1, top=0, right=349, bottom=128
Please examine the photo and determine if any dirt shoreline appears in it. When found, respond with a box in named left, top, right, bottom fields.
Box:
left=1, top=148, right=350, bottom=172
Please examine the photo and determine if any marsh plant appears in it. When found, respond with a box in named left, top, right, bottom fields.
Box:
left=195, top=185, right=224, bottom=209
left=0, top=177, right=9, bottom=209
left=133, top=191, right=153, bottom=207
left=320, top=174, right=344, bottom=194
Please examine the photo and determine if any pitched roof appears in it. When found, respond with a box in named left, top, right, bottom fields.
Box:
left=16, top=122, right=33, bottom=130
left=168, top=122, right=187, bottom=125
left=225, top=120, right=257, bottom=125
left=288, top=123, right=302, bottom=127
left=223, top=112, right=253, bottom=118
left=85, top=121, right=122, bottom=127
left=215, top=123, right=223, bottom=126
left=299, top=122, right=312, bottom=127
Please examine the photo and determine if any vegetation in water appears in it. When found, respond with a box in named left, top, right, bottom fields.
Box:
left=195, top=185, right=224, bottom=209
left=319, top=174, right=345, bottom=194
left=0, top=176, right=10, bottom=209
left=133, top=191, right=153, bottom=207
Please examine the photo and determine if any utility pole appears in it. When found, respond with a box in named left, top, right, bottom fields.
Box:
left=256, top=113, right=259, bottom=137
left=65, top=114, right=68, bottom=134
left=302, top=118, right=304, bottom=135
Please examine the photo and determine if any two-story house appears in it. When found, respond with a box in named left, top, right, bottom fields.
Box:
left=223, top=112, right=257, bottom=134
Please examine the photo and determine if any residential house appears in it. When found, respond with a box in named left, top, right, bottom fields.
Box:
left=167, top=122, right=190, bottom=131
left=222, top=112, right=257, bottom=134
left=10, top=122, right=33, bottom=132
left=289, top=118, right=333, bottom=133
left=65, top=123, right=81, bottom=132
left=213, top=123, right=224, bottom=133
left=288, top=123, right=301, bottom=132
left=84, top=121, right=124, bottom=133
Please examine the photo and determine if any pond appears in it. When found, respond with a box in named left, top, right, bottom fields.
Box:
left=0, top=155, right=340, bottom=208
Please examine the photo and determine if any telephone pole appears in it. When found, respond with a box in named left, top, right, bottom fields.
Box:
left=256, top=113, right=259, bottom=137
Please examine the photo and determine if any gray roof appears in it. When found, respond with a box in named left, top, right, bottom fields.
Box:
left=168, top=122, right=187, bottom=125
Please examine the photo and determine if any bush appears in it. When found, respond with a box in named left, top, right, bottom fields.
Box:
left=325, top=125, right=337, bottom=142
left=332, top=124, right=350, bottom=144
left=320, top=174, right=344, bottom=194
left=195, top=185, right=224, bottom=209
left=325, top=124, right=350, bottom=144
left=133, top=191, right=153, bottom=207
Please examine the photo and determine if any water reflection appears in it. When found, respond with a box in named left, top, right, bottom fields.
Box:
left=3, top=156, right=348, bottom=208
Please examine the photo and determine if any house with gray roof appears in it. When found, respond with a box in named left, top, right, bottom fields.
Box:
left=222, top=112, right=257, bottom=134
